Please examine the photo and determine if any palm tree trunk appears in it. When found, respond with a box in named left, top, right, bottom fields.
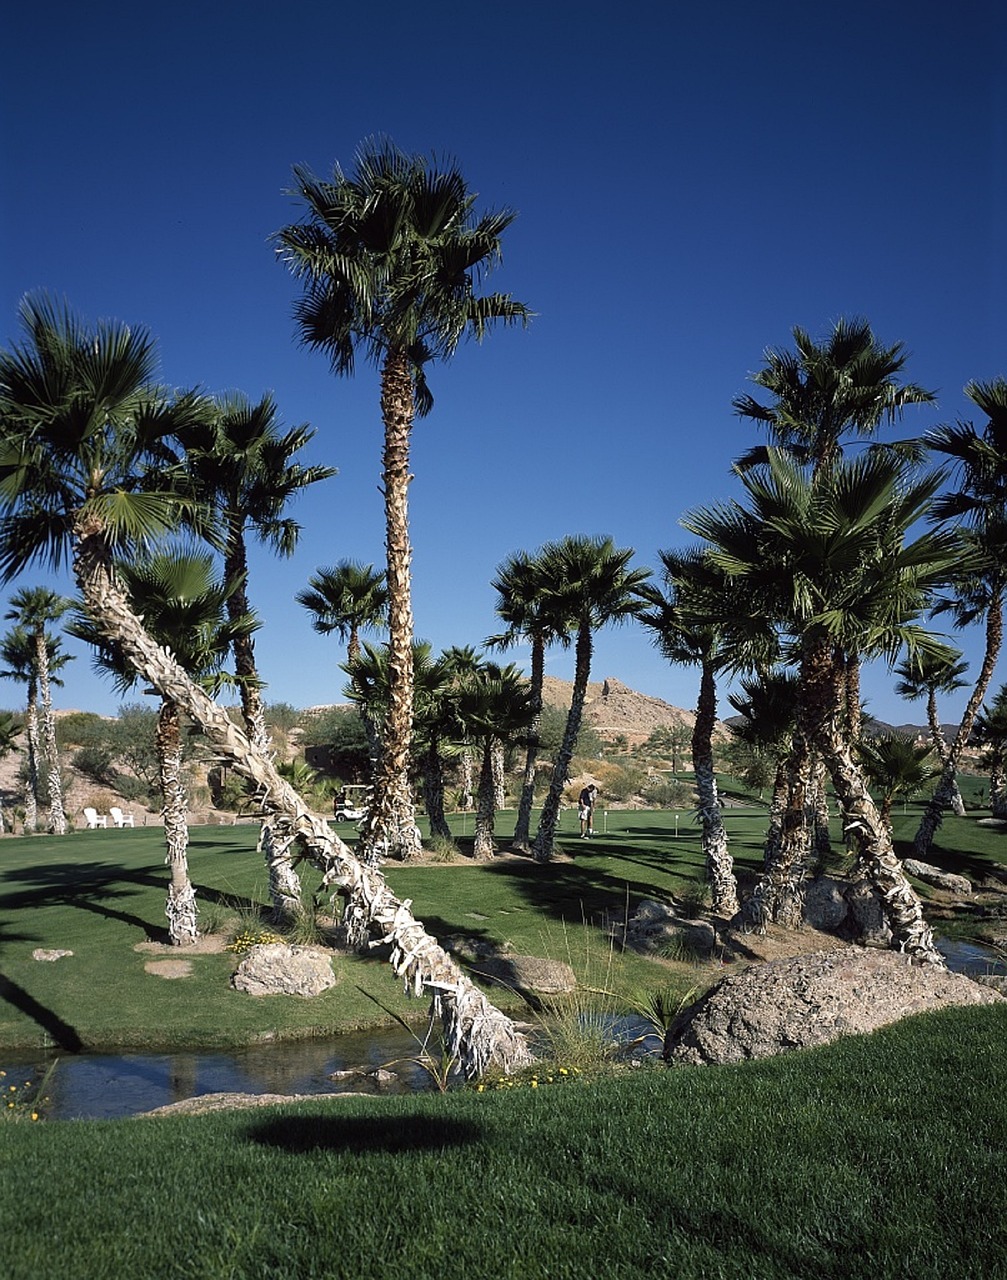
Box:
left=800, top=630, right=942, bottom=964
left=473, top=740, right=497, bottom=859
left=744, top=732, right=813, bottom=930
left=72, top=518, right=531, bottom=1077
left=157, top=699, right=199, bottom=946
left=422, top=741, right=452, bottom=840
left=693, top=660, right=738, bottom=917
left=359, top=349, right=421, bottom=862
left=915, top=594, right=1003, bottom=857
left=491, top=740, right=506, bottom=811
left=926, top=689, right=966, bottom=815
left=22, top=686, right=39, bottom=834
left=533, top=624, right=592, bottom=862
left=512, top=637, right=544, bottom=850
left=460, top=748, right=474, bottom=810
left=812, top=755, right=832, bottom=861
left=991, top=764, right=1007, bottom=818
left=35, top=630, right=66, bottom=835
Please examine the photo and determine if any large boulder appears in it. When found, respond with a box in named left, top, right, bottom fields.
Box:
left=845, top=877, right=893, bottom=948
left=231, top=942, right=337, bottom=997
left=801, top=877, right=849, bottom=931
left=666, top=946, right=1002, bottom=1066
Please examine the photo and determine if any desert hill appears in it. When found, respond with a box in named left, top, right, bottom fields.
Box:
left=540, top=675, right=725, bottom=746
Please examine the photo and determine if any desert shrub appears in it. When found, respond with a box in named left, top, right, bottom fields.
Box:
left=265, top=702, right=301, bottom=733
left=641, top=778, right=694, bottom=808
left=597, top=764, right=647, bottom=803
left=114, top=774, right=157, bottom=805
left=70, top=745, right=117, bottom=786
left=56, top=711, right=110, bottom=750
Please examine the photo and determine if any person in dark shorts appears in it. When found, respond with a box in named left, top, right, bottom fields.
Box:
left=578, top=784, right=598, bottom=837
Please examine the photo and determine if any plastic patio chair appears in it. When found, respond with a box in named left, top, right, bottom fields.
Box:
left=83, top=807, right=108, bottom=829
left=109, top=806, right=135, bottom=828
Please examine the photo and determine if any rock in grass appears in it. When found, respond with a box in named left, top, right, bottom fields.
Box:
left=903, top=858, right=973, bottom=895
left=232, top=942, right=336, bottom=997
left=471, top=954, right=576, bottom=995
left=665, top=946, right=1003, bottom=1066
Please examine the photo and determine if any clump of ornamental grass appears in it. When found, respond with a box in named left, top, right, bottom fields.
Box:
left=224, top=928, right=283, bottom=956
left=425, top=834, right=461, bottom=862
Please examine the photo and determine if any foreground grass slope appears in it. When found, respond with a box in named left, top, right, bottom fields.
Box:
left=1, top=1004, right=1005, bottom=1279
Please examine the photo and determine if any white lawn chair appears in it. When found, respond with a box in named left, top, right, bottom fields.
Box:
left=83, top=807, right=107, bottom=829
left=109, top=806, right=135, bottom=829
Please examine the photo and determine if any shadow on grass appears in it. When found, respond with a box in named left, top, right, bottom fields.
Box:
left=246, top=1112, right=483, bottom=1155
left=0, top=861, right=168, bottom=939
left=0, top=971, right=84, bottom=1052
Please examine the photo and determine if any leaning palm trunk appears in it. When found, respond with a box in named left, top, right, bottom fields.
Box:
left=72, top=519, right=531, bottom=1076
left=693, top=661, right=738, bottom=917
left=157, top=699, right=199, bottom=946
left=915, top=597, right=1003, bottom=857
left=473, top=740, right=497, bottom=859
left=533, top=626, right=592, bottom=862
left=512, top=639, right=545, bottom=850
left=35, top=635, right=66, bottom=835
left=358, top=350, right=422, bottom=863
left=802, top=631, right=943, bottom=965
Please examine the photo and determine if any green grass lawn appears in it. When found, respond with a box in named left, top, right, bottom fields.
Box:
left=1, top=1003, right=1006, bottom=1279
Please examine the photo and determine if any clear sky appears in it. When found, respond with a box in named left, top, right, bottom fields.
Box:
left=2, top=0, right=1005, bottom=726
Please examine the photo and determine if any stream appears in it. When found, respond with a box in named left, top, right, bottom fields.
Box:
left=4, top=939, right=1000, bottom=1120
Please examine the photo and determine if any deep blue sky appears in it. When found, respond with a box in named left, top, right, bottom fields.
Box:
left=2, top=0, right=1005, bottom=724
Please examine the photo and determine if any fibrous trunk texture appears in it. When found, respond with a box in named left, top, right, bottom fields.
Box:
left=157, top=699, right=199, bottom=946
left=22, top=691, right=39, bottom=834
left=358, top=349, right=422, bottom=862
left=73, top=520, right=532, bottom=1077
left=36, top=634, right=66, bottom=835
left=473, top=740, right=497, bottom=859
left=693, top=661, right=738, bottom=918
left=422, top=742, right=452, bottom=841
left=512, top=638, right=544, bottom=850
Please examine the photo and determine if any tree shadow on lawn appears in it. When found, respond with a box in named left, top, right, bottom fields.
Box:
left=0, top=860, right=168, bottom=940
left=246, top=1111, right=483, bottom=1156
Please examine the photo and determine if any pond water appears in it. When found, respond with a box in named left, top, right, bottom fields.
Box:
left=5, top=939, right=998, bottom=1121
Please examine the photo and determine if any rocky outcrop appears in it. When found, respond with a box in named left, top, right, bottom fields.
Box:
left=622, top=898, right=718, bottom=956
left=665, top=946, right=1002, bottom=1066
left=470, top=954, right=576, bottom=996
left=231, top=942, right=337, bottom=997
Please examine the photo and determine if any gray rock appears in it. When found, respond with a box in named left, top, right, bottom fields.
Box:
left=845, top=877, right=893, bottom=948
left=623, top=898, right=717, bottom=955
left=666, top=946, right=1003, bottom=1066
left=471, top=954, right=576, bottom=995
left=903, top=858, right=973, bottom=895
left=231, top=942, right=337, bottom=997
left=32, top=948, right=73, bottom=962
left=802, top=877, right=849, bottom=930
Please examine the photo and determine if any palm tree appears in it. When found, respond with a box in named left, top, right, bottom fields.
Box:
left=685, top=450, right=962, bottom=962
left=0, top=294, right=533, bottom=1076
left=487, top=548, right=573, bottom=850
left=73, top=551, right=258, bottom=944
left=894, top=647, right=969, bottom=815
left=5, top=586, right=72, bottom=833
left=728, top=670, right=800, bottom=872
left=973, top=684, right=1007, bottom=818
left=0, top=623, right=69, bottom=833
left=530, top=536, right=650, bottom=863
left=276, top=137, right=532, bottom=863
left=455, top=661, right=532, bottom=859
left=175, top=391, right=336, bottom=752
left=855, top=733, right=939, bottom=831
left=297, top=560, right=388, bottom=666
left=914, top=378, right=1007, bottom=855
left=734, top=317, right=935, bottom=482
left=638, top=549, right=771, bottom=918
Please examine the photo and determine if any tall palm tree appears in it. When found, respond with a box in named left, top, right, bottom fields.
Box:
left=728, top=670, right=800, bottom=876
left=455, top=660, right=532, bottom=859
left=5, top=586, right=72, bottom=833
left=530, top=536, right=650, bottom=863
left=637, top=549, right=772, bottom=918
left=0, top=294, right=533, bottom=1076
left=297, top=560, right=388, bottom=666
left=0, top=623, right=69, bottom=833
left=487, top=548, right=573, bottom=850
left=73, top=551, right=258, bottom=944
left=175, top=391, right=336, bottom=752
left=894, top=647, right=969, bottom=815
left=685, top=450, right=962, bottom=962
left=276, top=137, right=532, bottom=862
left=913, top=379, right=1007, bottom=855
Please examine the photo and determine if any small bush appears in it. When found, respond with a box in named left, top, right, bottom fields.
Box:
left=71, top=746, right=117, bottom=786
left=425, top=834, right=461, bottom=862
